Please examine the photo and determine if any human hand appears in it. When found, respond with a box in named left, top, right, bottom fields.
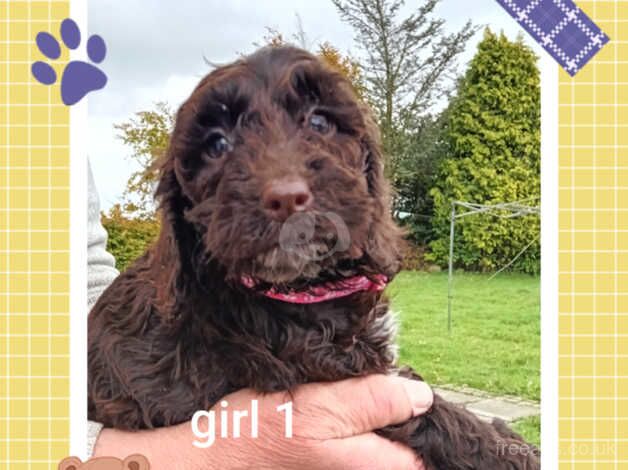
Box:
left=93, top=374, right=433, bottom=470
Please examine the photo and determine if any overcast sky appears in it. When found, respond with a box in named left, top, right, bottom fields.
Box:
left=88, top=0, right=542, bottom=210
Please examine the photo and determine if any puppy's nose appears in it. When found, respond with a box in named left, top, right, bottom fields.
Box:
left=262, top=178, right=313, bottom=222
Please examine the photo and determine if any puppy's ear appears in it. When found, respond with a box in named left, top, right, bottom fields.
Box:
left=152, top=156, right=197, bottom=319
left=155, top=97, right=195, bottom=217
left=155, top=150, right=182, bottom=216
left=366, top=216, right=406, bottom=278
left=361, top=113, right=386, bottom=198
left=152, top=142, right=200, bottom=319
left=361, top=109, right=406, bottom=278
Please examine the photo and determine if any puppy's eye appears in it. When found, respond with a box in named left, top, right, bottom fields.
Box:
left=308, top=113, right=330, bottom=134
left=205, top=133, right=232, bottom=159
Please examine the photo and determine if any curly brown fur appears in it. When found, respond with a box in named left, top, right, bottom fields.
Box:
left=88, top=46, right=539, bottom=469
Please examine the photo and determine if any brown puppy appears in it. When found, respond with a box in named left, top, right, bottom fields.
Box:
left=88, top=46, right=539, bottom=469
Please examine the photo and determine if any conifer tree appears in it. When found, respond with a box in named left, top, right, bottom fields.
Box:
left=429, top=29, right=541, bottom=273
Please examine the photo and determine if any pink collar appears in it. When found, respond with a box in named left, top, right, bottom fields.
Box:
left=241, top=274, right=388, bottom=304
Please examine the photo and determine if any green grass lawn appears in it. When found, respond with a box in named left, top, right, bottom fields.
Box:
left=512, top=416, right=541, bottom=446
left=388, top=271, right=540, bottom=400
left=388, top=271, right=541, bottom=444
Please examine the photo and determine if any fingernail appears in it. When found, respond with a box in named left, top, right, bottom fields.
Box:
left=401, top=380, right=433, bottom=416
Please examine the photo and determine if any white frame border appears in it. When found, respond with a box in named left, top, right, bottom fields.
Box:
left=67, top=2, right=561, bottom=465
left=540, top=55, right=559, bottom=468
left=69, top=0, right=88, bottom=460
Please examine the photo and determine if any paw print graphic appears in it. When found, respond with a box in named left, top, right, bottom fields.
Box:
left=32, top=18, right=107, bottom=106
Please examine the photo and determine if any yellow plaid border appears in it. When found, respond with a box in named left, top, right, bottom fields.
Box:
left=0, top=1, right=71, bottom=468
left=558, top=1, right=628, bottom=467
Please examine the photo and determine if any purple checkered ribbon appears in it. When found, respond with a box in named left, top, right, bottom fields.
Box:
left=496, top=0, right=609, bottom=76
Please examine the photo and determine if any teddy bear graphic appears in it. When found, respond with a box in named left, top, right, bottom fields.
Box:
left=58, top=454, right=150, bottom=470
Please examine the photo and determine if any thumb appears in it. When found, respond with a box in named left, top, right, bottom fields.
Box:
left=290, top=374, right=433, bottom=439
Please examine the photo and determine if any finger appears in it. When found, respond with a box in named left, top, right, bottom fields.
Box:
left=320, top=432, right=424, bottom=470
left=289, top=374, right=433, bottom=439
